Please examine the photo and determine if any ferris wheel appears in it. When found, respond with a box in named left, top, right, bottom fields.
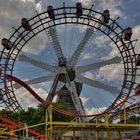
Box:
left=0, top=2, right=139, bottom=120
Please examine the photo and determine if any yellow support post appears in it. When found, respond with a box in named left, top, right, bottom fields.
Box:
left=95, top=117, right=99, bottom=140
left=46, top=105, right=53, bottom=140
left=124, top=103, right=127, bottom=124
left=96, top=130, right=99, bottom=140
left=45, top=107, right=48, bottom=140
left=96, top=116, right=99, bottom=128
left=104, top=113, right=109, bottom=140
left=49, top=105, right=53, bottom=140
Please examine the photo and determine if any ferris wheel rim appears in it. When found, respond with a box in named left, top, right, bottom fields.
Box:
left=0, top=4, right=137, bottom=115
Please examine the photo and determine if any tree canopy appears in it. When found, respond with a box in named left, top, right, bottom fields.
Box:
left=0, top=103, right=73, bottom=133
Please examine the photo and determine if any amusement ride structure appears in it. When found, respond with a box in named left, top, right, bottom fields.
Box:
left=0, top=2, right=140, bottom=139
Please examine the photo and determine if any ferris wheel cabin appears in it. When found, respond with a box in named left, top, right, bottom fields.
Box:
left=76, top=2, right=83, bottom=17
left=21, top=18, right=31, bottom=31
left=136, top=54, right=140, bottom=66
left=1, top=38, right=13, bottom=50
left=102, top=10, right=110, bottom=24
left=124, top=27, right=132, bottom=41
left=47, top=5, right=55, bottom=19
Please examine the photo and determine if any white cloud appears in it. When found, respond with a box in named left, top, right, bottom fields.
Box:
left=0, top=0, right=45, bottom=54
left=93, top=34, right=123, bottom=81
left=15, top=84, right=48, bottom=110
left=132, top=25, right=140, bottom=54
left=97, top=63, right=124, bottom=81
left=73, top=0, right=92, bottom=7
left=95, top=35, right=110, bottom=48
left=86, top=106, right=106, bottom=115
left=80, top=96, right=89, bottom=105
left=83, top=52, right=93, bottom=59
left=83, top=71, right=94, bottom=79
left=95, top=0, right=125, bottom=18
left=74, top=0, right=125, bottom=18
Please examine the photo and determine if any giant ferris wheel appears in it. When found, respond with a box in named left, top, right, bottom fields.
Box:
left=0, top=3, right=139, bottom=120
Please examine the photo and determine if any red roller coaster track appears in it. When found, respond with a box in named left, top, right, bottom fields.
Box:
left=0, top=71, right=139, bottom=118
left=0, top=115, right=45, bottom=138
left=0, top=123, right=16, bottom=130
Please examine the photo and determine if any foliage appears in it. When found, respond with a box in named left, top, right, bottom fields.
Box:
left=126, top=115, right=140, bottom=124
left=0, top=103, right=73, bottom=133
left=119, top=115, right=140, bottom=124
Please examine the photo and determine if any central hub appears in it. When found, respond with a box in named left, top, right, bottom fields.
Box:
left=59, top=57, right=67, bottom=67
left=58, top=57, right=75, bottom=83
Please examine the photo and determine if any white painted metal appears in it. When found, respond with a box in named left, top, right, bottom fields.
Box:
left=75, top=74, right=120, bottom=95
left=13, top=74, right=55, bottom=89
left=66, top=81, right=86, bottom=121
left=18, top=53, right=57, bottom=72
left=47, top=27, right=64, bottom=61
left=69, top=28, right=94, bottom=66
left=76, top=56, right=122, bottom=73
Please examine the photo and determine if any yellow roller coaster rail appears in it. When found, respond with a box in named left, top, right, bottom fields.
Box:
left=46, top=105, right=140, bottom=140
left=7, top=105, right=140, bottom=140
left=0, top=128, right=15, bottom=139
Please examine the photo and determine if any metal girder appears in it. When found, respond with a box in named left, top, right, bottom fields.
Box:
left=76, top=56, right=122, bottom=73
left=69, top=28, right=94, bottom=66
left=66, top=81, right=86, bottom=121
left=75, top=74, right=120, bottom=95
left=18, top=53, right=57, bottom=72
left=47, top=27, right=64, bottom=61
left=13, top=74, right=55, bottom=89
left=46, top=74, right=59, bottom=102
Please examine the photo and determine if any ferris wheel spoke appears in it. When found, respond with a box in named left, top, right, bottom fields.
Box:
left=13, top=74, right=55, bottom=89
left=18, top=53, right=57, bottom=72
left=66, top=81, right=86, bottom=120
left=76, top=56, right=122, bottom=73
left=69, top=27, right=94, bottom=66
left=47, top=27, right=65, bottom=61
left=75, top=74, right=120, bottom=95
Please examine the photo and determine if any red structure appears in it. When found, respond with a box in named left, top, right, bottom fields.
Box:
left=0, top=116, right=45, bottom=138
left=135, top=85, right=140, bottom=95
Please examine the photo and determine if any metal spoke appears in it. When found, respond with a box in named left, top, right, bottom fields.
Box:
left=47, top=27, right=65, bottom=61
left=75, top=74, right=120, bottom=95
left=76, top=56, right=122, bottom=73
left=13, top=74, right=55, bottom=89
left=69, top=28, right=94, bottom=66
left=18, top=53, right=57, bottom=72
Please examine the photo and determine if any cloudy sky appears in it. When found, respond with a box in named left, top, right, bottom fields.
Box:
left=0, top=0, right=139, bottom=115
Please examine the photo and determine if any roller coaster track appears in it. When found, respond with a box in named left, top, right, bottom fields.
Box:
left=0, top=123, right=16, bottom=130
left=110, top=102, right=140, bottom=120
left=0, top=70, right=140, bottom=119
left=0, top=71, right=140, bottom=140
left=0, top=115, right=45, bottom=138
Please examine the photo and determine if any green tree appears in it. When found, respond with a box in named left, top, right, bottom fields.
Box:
left=0, top=103, right=73, bottom=133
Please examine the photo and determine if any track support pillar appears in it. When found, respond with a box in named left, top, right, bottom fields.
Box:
left=46, top=105, right=53, bottom=140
